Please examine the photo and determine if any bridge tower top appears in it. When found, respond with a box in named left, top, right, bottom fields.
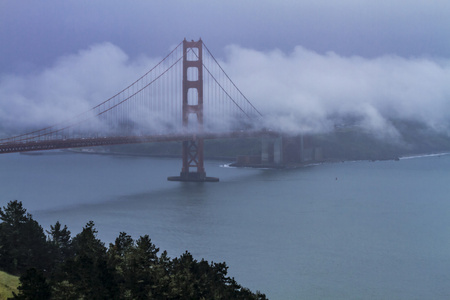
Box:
left=182, top=39, right=203, bottom=128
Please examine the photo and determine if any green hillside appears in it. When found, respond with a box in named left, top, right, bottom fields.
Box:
left=0, top=271, right=19, bottom=300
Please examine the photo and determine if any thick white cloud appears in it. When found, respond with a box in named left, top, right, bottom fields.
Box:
left=1, top=42, right=450, bottom=141
left=0, top=43, right=159, bottom=134
left=222, top=45, right=450, bottom=137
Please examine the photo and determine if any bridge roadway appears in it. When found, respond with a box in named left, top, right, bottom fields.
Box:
left=0, top=130, right=277, bottom=154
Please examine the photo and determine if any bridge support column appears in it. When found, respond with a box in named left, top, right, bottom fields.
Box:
left=168, top=39, right=218, bottom=182
left=261, top=136, right=283, bottom=166
left=274, top=136, right=283, bottom=164
left=261, top=139, right=270, bottom=164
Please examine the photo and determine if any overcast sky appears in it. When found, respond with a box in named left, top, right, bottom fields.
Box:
left=1, top=0, right=449, bottom=73
left=1, top=0, right=450, bottom=136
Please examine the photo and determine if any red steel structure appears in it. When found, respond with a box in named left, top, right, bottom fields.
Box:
left=0, top=39, right=264, bottom=182
left=168, top=39, right=217, bottom=181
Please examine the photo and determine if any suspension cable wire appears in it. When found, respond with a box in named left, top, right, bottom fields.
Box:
left=9, top=55, right=186, bottom=143
left=202, top=42, right=263, bottom=117
left=0, top=41, right=184, bottom=143
left=202, top=61, right=252, bottom=119
left=1, top=40, right=262, bottom=146
left=186, top=44, right=252, bottom=121
left=96, top=56, right=184, bottom=117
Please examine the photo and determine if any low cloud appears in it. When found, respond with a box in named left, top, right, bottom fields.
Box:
left=222, top=45, right=450, bottom=139
left=1, top=43, right=450, bottom=141
left=0, top=43, right=158, bottom=136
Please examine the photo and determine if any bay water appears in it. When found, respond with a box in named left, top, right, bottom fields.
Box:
left=1, top=151, right=450, bottom=299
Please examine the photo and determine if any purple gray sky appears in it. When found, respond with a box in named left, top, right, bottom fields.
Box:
left=1, top=0, right=450, bottom=136
left=1, top=0, right=449, bottom=73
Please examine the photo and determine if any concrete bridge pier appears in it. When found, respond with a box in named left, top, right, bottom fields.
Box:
left=260, top=134, right=323, bottom=167
left=261, top=136, right=283, bottom=166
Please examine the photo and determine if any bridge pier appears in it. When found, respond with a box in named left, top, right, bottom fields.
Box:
left=168, top=39, right=218, bottom=182
left=168, top=138, right=218, bottom=182
left=263, top=134, right=323, bottom=166
left=257, top=134, right=323, bottom=167
left=261, top=136, right=283, bottom=165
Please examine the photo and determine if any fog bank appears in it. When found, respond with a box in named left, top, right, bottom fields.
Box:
left=1, top=43, right=450, bottom=140
left=223, top=45, right=450, bottom=139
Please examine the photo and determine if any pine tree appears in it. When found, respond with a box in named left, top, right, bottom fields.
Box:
left=47, top=221, right=73, bottom=267
left=0, top=200, right=49, bottom=274
left=11, top=268, right=51, bottom=300
left=58, top=221, right=119, bottom=299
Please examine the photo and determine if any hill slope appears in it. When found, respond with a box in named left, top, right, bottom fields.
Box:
left=0, top=271, right=19, bottom=300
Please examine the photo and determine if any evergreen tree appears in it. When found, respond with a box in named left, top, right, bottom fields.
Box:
left=125, top=235, right=162, bottom=299
left=11, top=268, right=51, bottom=300
left=107, top=232, right=135, bottom=299
left=169, top=251, right=267, bottom=299
left=46, top=221, right=74, bottom=288
left=47, top=221, right=73, bottom=265
left=0, top=201, right=267, bottom=299
left=57, top=221, right=119, bottom=299
left=0, top=200, right=49, bottom=274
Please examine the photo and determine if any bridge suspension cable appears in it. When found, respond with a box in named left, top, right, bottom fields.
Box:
left=202, top=42, right=262, bottom=118
left=0, top=39, right=263, bottom=152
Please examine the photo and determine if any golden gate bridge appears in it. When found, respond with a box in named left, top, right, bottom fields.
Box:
left=0, top=39, right=274, bottom=182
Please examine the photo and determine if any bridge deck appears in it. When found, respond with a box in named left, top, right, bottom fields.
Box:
left=0, top=131, right=277, bottom=154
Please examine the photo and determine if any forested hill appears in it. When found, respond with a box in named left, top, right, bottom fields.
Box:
left=0, top=200, right=267, bottom=299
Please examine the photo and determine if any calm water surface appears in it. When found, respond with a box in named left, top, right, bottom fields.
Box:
left=1, top=151, right=450, bottom=299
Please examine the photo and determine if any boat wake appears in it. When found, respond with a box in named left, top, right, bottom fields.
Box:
left=400, top=152, right=450, bottom=160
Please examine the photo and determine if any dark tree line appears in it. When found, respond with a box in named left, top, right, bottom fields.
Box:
left=0, top=200, right=267, bottom=299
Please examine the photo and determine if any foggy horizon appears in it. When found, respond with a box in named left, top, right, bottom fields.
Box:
left=1, top=40, right=449, bottom=142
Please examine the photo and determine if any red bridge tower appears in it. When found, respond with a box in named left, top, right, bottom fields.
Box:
left=168, top=39, right=219, bottom=182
